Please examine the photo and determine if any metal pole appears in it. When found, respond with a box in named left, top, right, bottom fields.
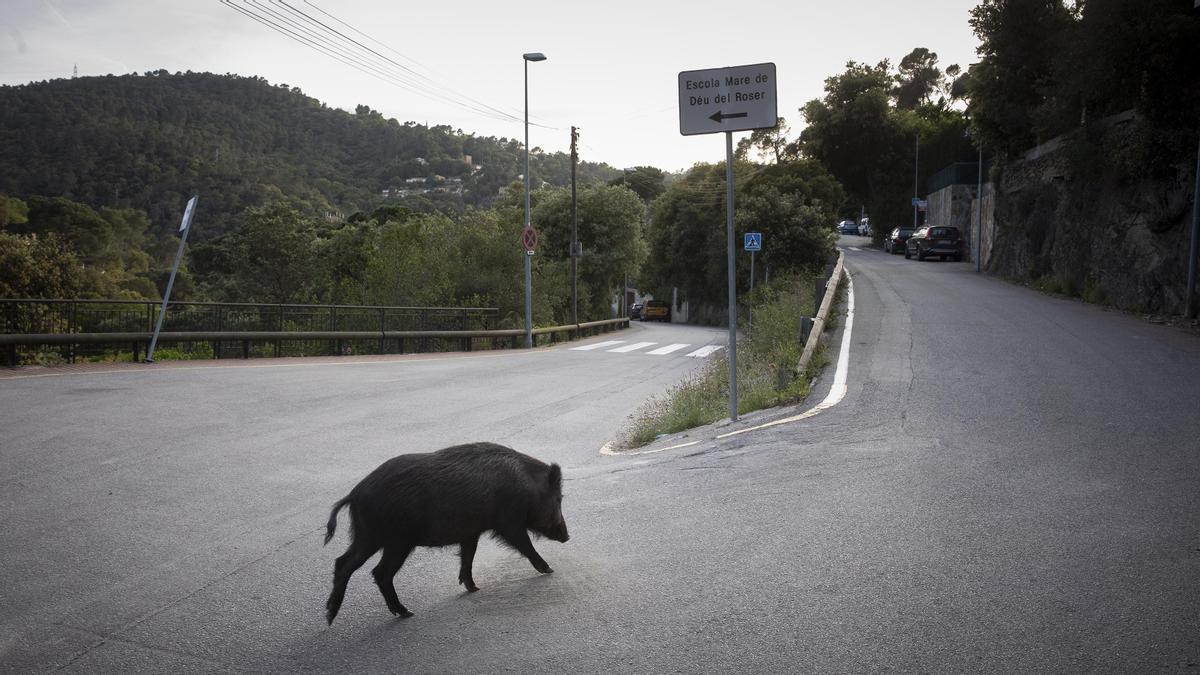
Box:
left=523, top=58, right=533, bottom=348
left=146, top=196, right=197, bottom=362
left=571, top=126, right=578, bottom=326
left=749, top=250, right=755, bottom=329
left=725, top=131, right=738, bottom=422
left=976, top=143, right=984, bottom=273
left=1187, top=136, right=1200, bottom=319
left=623, top=271, right=628, bottom=317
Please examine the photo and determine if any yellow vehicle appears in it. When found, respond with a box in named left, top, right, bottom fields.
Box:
left=641, top=301, right=670, bottom=322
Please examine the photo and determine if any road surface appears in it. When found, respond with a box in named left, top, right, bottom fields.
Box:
left=2, top=244, right=1199, bottom=671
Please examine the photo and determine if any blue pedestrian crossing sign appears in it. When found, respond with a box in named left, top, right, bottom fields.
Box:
left=743, top=232, right=762, bottom=251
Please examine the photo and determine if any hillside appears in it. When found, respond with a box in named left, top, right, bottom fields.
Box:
left=0, top=71, right=621, bottom=240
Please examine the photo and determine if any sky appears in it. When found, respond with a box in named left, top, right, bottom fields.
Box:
left=1, top=0, right=983, bottom=172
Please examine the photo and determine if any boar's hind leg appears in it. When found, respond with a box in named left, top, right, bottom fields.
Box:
left=498, top=527, right=553, bottom=575
left=327, top=543, right=375, bottom=625
left=459, top=536, right=480, bottom=592
left=372, top=543, right=415, bottom=618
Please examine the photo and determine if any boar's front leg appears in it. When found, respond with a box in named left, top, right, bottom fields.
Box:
left=499, top=526, right=553, bottom=574
left=372, top=543, right=415, bottom=618
left=458, top=535, right=480, bottom=592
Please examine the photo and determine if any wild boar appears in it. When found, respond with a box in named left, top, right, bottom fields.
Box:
left=323, top=442, right=570, bottom=624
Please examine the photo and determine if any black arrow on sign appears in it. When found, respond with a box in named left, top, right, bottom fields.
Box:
left=709, top=110, right=749, bottom=123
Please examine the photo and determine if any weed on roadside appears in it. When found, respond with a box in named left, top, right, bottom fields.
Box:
left=624, top=272, right=836, bottom=447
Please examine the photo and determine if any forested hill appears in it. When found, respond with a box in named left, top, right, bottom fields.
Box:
left=0, top=71, right=621, bottom=240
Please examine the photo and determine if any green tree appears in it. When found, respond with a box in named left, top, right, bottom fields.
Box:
left=192, top=202, right=322, bottom=303
left=0, top=195, right=29, bottom=227
left=737, top=160, right=843, bottom=274
left=643, top=163, right=737, bottom=308
left=608, top=166, right=667, bottom=203
left=892, top=48, right=949, bottom=110
left=363, top=213, right=455, bottom=307
left=967, top=0, right=1077, bottom=156
left=0, top=232, right=84, bottom=299
left=531, top=184, right=649, bottom=321
left=736, top=118, right=793, bottom=164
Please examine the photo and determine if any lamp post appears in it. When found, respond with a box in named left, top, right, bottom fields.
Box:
left=522, top=52, right=546, bottom=348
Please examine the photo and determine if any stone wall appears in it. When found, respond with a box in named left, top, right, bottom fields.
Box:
left=928, top=183, right=985, bottom=262
left=987, top=120, right=1196, bottom=314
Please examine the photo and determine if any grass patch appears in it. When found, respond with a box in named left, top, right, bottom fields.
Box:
left=625, top=272, right=836, bottom=447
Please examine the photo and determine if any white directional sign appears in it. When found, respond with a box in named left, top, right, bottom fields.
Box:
left=678, top=62, right=777, bottom=136
left=179, top=195, right=198, bottom=232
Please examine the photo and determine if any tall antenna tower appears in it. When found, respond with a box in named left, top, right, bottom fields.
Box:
left=72, top=64, right=78, bottom=78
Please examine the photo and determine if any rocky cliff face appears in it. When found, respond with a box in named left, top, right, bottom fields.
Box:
left=988, top=119, right=1196, bottom=314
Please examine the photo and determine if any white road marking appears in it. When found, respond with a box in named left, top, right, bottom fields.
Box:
left=685, top=345, right=723, bottom=358
left=600, top=439, right=699, bottom=456
left=717, top=271, right=854, bottom=439
left=601, top=270, right=856, bottom=455
left=608, top=342, right=657, bottom=353
left=570, top=340, right=625, bottom=351
left=646, top=343, right=691, bottom=355
left=848, top=246, right=861, bottom=251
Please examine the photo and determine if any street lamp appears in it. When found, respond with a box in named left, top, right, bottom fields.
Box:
left=523, top=52, right=546, bottom=348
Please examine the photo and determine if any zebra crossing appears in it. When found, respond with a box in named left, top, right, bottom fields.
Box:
left=568, top=340, right=724, bottom=358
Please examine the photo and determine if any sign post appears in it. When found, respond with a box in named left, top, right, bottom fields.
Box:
left=522, top=224, right=538, bottom=348
left=679, top=63, right=777, bottom=422
left=145, top=195, right=198, bottom=362
left=744, top=232, right=762, bottom=328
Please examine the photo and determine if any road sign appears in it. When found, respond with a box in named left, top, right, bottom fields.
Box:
left=522, top=225, right=538, bottom=253
left=179, top=196, right=197, bottom=232
left=744, top=232, right=762, bottom=251
left=678, top=63, right=777, bottom=136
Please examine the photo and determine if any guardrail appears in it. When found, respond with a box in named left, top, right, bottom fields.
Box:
left=0, top=303, right=629, bottom=367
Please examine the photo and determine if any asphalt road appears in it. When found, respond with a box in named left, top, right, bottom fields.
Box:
left=3, top=241, right=1199, bottom=672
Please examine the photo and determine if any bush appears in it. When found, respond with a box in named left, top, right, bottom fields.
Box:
left=625, top=273, right=829, bottom=446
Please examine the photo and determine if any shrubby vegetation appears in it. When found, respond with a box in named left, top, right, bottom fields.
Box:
left=641, top=158, right=842, bottom=314
left=0, top=72, right=621, bottom=243
left=626, top=273, right=828, bottom=445
left=966, top=0, right=1199, bottom=163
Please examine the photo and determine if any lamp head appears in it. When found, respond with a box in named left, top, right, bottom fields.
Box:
left=523, top=52, right=547, bottom=62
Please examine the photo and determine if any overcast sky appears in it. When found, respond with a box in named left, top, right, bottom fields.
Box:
left=2, top=0, right=982, bottom=172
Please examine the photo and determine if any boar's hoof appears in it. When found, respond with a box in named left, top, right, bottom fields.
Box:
left=537, top=564, right=554, bottom=574
left=393, top=608, right=415, bottom=619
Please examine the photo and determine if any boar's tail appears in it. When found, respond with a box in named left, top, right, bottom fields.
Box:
left=324, top=496, right=352, bottom=546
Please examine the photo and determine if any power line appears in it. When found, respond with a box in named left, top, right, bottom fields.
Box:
left=231, top=0, right=524, bottom=125
left=298, top=1, right=539, bottom=126
left=220, top=0, right=558, bottom=130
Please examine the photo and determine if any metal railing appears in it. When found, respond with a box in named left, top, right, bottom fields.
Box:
left=0, top=298, right=628, bottom=366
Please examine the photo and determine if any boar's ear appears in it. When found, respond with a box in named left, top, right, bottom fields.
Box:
left=548, top=464, right=562, bottom=493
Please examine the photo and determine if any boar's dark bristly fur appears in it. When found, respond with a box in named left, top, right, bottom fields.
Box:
left=323, top=442, right=569, bottom=624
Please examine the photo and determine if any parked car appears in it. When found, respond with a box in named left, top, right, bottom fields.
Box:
left=641, top=300, right=670, bottom=322
left=905, top=225, right=963, bottom=261
left=837, top=220, right=859, bottom=235
left=629, top=302, right=643, bottom=320
left=884, top=226, right=914, bottom=254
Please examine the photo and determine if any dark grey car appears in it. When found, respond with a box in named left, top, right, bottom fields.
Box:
left=905, top=226, right=962, bottom=261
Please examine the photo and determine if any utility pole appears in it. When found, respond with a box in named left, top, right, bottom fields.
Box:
left=976, top=141, right=984, bottom=273
left=570, top=126, right=579, bottom=326
left=1186, top=135, right=1199, bottom=319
